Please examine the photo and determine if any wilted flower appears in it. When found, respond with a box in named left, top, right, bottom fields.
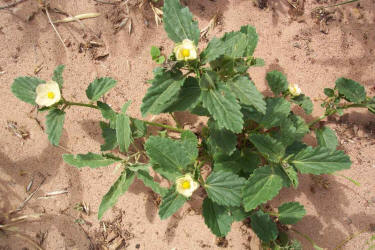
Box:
left=288, top=83, right=302, bottom=96
left=35, top=80, right=61, bottom=107
left=173, top=39, right=197, bottom=61
left=176, top=174, right=199, bottom=197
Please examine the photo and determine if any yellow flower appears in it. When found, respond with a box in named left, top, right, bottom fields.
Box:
left=35, top=80, right=61, bottom=107
left=173, top=39, right=197, bottom=61
left=176, top=174, right=199, bottom=197
left=288, top=83, right=302, bottom=96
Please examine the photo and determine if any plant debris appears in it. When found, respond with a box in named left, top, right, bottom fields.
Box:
left=6, top=121, right=29, bottom=139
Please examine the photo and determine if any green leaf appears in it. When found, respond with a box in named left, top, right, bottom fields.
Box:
left=200, top=38, right=227, bottom=63
left=266, top=71, right=288, bottom=96
left=239, top=25, right=258, bottom=57
left=249, top=58, right=265, bottom=67
left=205, top=171, right=246, bottom=207
left=324, top=88, right=335, bottom=97
left=243, top=166, right=284, bottom=212
left=150, top=46, right=161, bottom=59
left=246, top=98, right=291, bottom=129
left=98, top=169, right=135, bottom=219
left=164, top=77, right=201, bottom=112
left=283, top=164, right=299, bottom=188
left=202, top=198, right=233, bottom=237
left=228, top=76, right=266, bottom=114
left=163, top=0, right=200, bottom=45
left=201, top=25, right=257, bottom=64
left=208, top=119, right=237, bottom=155
left=189, top=102, right=210, bottom=116
left=181, top=131, right=198, bottom=162
left=155, top=56, right=165, bottom=64
left=250, top=210, right=278, bottom=243
left=145, top=136, right=191, bottom=180
left=291, top=94, right=313, bottom=114
left=278, top=202, right=306, bottom=225
left=63, top=152, right=120, bottom=168
left=141, top=70, right=184, bottom=116
left=86, top=78, right=116, bottom=102
left=116, top=113, right=133, bottom=152
left=214, top=150, right=259, bottom=175
left=201, top=72, right=243, bottom=133
left=335, top=78, right=366, bottom=103
left=316, top=126, right=338, bottom=150
left=46, top=109, right=65, bottom=146
left=121, top=100, right=131, bottom=113
left=158, top=187, right=187, bottom=220
left=11, top=77, right=45, bottom=105
left=220, top=32, right=247, bottom=58
left=278, top=115, right=309, bottom=146
left=249, top=134, right=285, bottom=163
left=97, top=101, right=117, bottom=128
left=130, top=118, right=147, bottom=138
left=153, top=164, right=181, bottom=181
left=127, top=163, right=151, bottom=172
left=100, top=122, right=118, bottom=151
left=367, top=97, right=375, bottom=114
left=137, top=170, right=168, bottom=196
left=290, top=146, right=351, bottom=174
left=229, top=206, right=250, bottom=222
left=52, top=65, right=65, bottom=88
left=286, top=141, right=308, bottom=156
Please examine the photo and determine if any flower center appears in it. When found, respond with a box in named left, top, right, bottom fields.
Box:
left=47, top=92, right=55, bottom=99
left=181, top=180, right=191, bottom=189
left=182, top=48, right=190, bottom=57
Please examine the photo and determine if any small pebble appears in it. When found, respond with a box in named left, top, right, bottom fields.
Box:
left=135, top=243, right=140, bottom=249
left=293, top=42, right=301, bottom=49
left=344, top=217, right=352, bottom=225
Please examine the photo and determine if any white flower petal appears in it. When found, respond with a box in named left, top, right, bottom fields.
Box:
left=175, top=174, right=199, bottom=198
left=173, top=39, right=197, bottom=61
left=35, top=81, right=61, bottom=107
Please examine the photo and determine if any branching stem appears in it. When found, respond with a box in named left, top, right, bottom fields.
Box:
left=308, top=103, right=368, bottom=128
left=0, top=0, right=28, bottom=10
left=291, top=228, right=322, bottom=249
left=64, top=100, right=187, bottom=133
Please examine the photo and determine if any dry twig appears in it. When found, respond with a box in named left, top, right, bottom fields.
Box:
left=11, top=175, right=46, bottom=214
left=44, top=6, right=67, bottom=52
left=53, top=13, right=101, bottom=23
left=0, top=0, right=28, bottom=10
left=93, top=0, right=121, bottom=4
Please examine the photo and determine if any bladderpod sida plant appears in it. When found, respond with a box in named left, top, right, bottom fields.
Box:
left=11, top=0, right=375, bottom=248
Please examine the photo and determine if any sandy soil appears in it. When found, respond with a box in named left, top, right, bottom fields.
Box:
left=0, top=0, right=375, bottom=249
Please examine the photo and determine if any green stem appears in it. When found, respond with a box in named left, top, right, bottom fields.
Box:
left=308, top=103, right=368, bottom=128
left=65, top=101, right=99, bottom=109
left=291, top=228, right=322, bottom=249
left=196, top=161, right=206, bottom=186
left=333, top=228, right=368, bottom=250
left=64, top=100, right=187, bottom=133
left=267, top=211, right=279, bottom=217
left=143, top=120, right=186, bottom=133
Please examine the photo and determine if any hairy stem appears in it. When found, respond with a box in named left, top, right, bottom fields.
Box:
left=143, top=120, right=186, bottom=133
left=64, top=100, right=187, bottom=133
left=308, top=103, right=368, bottom=128
left=65, top=101, right=99, bottom=109
left=291, top=228, right=322, bottom=249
